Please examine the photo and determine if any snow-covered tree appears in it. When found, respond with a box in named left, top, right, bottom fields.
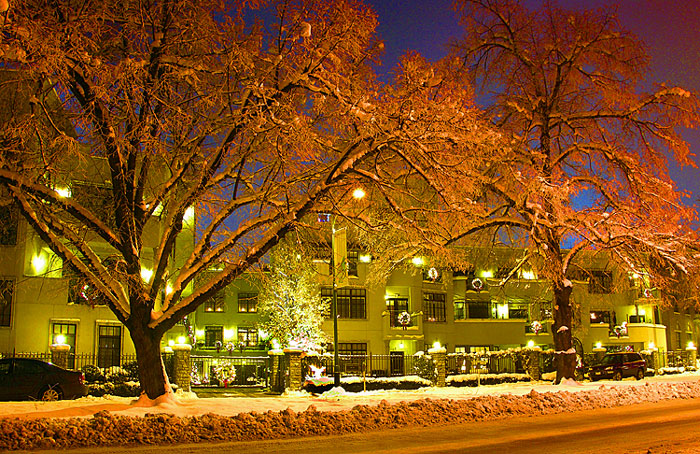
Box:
left=257, top=239, right=327, bottom=351
left=0, top=0, right=489, bottom=399
left=450, top=0, right=700, bottom=382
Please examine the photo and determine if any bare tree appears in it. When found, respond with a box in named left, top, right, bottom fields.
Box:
left=0, top=0, right=489, bottom=398
left=450, top=0, right=700, bottom=382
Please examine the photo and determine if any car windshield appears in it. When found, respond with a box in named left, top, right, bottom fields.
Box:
left=599, top=355, right=622, bottom=366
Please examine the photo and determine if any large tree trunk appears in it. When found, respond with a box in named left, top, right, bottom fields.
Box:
left=552, top=281, right=575, bottom=384
left=129, top=322, right=172, bottom=400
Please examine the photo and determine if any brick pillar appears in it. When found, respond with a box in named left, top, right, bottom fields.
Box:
left=593, top=347, right=607, bottom=363
left=172, top=344, right=192, bottom=393
left=50, top=344, right=70, bottom=369
left=284, top=348, right=304, bottom=391
left=268, top=349, right=285, bottom=393
left=686, top=346, right=697, bottom=369
left=428, top=347, right=446, bottom=387
left=525, top=347, right=541, bottom=381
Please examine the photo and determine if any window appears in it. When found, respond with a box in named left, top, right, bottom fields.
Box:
left=508, top=301, right=529, bottom=319
left=0, top=280, right=13, bottom=327
left=0, top=203, right=18, bottom=246
left=204, top=291, right=225, bottom=312
left=385, top=297, right=410, bottom=327
left=322, top=287, right=366, bottom=319
left=466, top=300, right=490, bottom=319
left=347, top=251, right=359, bottom=277
left=423, top=292, right=446, bottom=322
left=238, top=292, right=258, bottom=313
left=590, top=311, right=611, bottom=325
left=337, top=342, right=367, bottom=355
left=52, top=323, right=76, bottom=368
left=454, top=301, right=466, bottom=320
left=589, top=270, right=613, bottom=294
left=72, top=183, right=115, bottom=229
left=97, top=325, right=121, bottom=368
left=237, top=327, right=258, bottom=348
left=205, top=326, right=223, bottom=348
left=68, top=278, right=108, bottom=306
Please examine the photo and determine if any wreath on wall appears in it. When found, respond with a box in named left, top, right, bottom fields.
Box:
left=397, top=311, right=411, bottom=329
left=471, top=278, right=483, bottom=291
left=428, top=267, right=439, bottom=281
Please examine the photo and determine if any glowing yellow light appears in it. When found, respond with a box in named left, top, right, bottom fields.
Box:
left=432, top=341, right=442, bottom=350
left=165, top=283, right=173, bottom=295
left=55, top=334, right=66, bottom=345
left=688, top=341, right=696, bottom=349
left=184, top=206, right=195, bottom=225
left=411, top=256, right=424, bottom=267
left=649, top=342, right=656, bottom=350
left=140, top=267, right=153, bottom=283
left=32, top=254, right=48, bottom=274
left=595, top=342, right=602, bottom=349
left=177, top=336, right=187, bottom=345
left=359, top=254, right=371, bottom=263
left=152, top=203, right=164, bottom=216
left=352, top=188, right=366, bottom=199
left=527, top=340, right=535, bottom=348
left=271, top=339, right=281, bottom=350
left=168, top=339, right=175, bottom=347
left=521, top=270, right=536, bottom=280
left=398, top=342, right=404, bottom=349
left=195, top=329, right=204, bottom=339
left=223, top=328, right=235, bottom=341
left=638, top=308, right=646, bottom=316
left=480, top=270, right=494, bottom=279
left=55, top=186, right=71, bottom=198
left=497, top=303, right=508, bottom=319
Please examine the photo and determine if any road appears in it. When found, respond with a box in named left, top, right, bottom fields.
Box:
left=51, top=397, right=700, bottom=454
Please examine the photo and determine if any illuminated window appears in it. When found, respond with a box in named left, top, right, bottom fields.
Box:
left=423, top=292, right=446, bottom=322
left=205, top=326, right=223, bottom=347
left=204, top=291, right=225, bottom=312
left=237, top=292, right=258, bottom=313
left=322, top=287, right=366, bottom=319
left=237, top=327, right=258, bottom=348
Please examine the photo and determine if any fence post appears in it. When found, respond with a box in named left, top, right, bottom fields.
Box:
left=428, top=346, right=447, bottom=387
left=50, top=343, right=70, bottom=369
left=268, top=349, right=285, bottom=393
left=524, top=347, right=541, bottom=381
left=686, top=345, right=697, bottom=369
left=284, top=348, right=304, bottom=391
left=172, top=344, right=192, bottom=393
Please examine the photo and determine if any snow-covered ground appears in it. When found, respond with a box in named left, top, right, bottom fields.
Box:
left=2, top=372, right=700, bottom=451
left=2, top=371, right=700, bottom=420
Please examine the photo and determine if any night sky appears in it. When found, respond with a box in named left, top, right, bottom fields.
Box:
left=366, top=0, right=700, bottom=208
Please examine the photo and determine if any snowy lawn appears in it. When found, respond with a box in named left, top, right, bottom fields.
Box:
left=1, top=372, right=700, bottom=450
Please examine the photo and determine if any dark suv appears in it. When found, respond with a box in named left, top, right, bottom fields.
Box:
left=588, top=352, right=646, bottom=381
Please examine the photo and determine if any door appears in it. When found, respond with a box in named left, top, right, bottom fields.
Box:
left=97, top=325, right=122, bottom=368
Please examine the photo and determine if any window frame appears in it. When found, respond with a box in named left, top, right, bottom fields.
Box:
left=423, top=292, right=446, bottom=322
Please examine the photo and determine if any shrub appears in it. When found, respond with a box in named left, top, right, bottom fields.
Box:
left=81, top=364, right=105, bottom=383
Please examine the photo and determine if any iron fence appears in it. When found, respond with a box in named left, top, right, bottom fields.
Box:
left=446, top=354, right=522, bottom=375
left=302, top=353, right=424, bottom=379
left=190, top=355, right=269, bottom=387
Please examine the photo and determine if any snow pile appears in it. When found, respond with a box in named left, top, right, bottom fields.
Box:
left=2, top=378, right=700, bottom=450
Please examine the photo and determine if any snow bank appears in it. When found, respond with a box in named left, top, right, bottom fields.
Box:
left=2, top=377, right=700, bottom=450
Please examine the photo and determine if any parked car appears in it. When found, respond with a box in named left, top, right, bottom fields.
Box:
left=0, top=358, right=88, bottom=401
left=588, top=352, right=646, bottom=381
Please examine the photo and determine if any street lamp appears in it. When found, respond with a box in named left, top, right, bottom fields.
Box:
left=331, top=188, right=365, bottom=387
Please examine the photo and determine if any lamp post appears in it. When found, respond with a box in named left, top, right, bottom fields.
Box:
left=330, top=187, right=365, bottom=387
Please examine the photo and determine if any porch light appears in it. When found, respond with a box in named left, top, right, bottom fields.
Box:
left=595, top=342, right=602, bottom=349
left=649, top=342, right=656, bottom=350
left=432, top=341, right=442, bottom=350
left=168, top=339, right=175, bottom=347
left=527, top=340, right=535, bottom=348
left=177, top=336, right=187, bottom=345
left=688, top=341, right=696, bottom=350
left=31, top=253, right=48, bottom=275
left=352, top=187, right=366, bottom=199
left=54, top=334, right=66, bottom=345
left=480, top=270, right=494, bottom=279
left=359, top=253, right=371, bottom=263
left=140, top=267, right=153, bottom=283
left=412, top=256, right=424, bottom=267
left=55, top=186, right=71, bottom=198
left=398, top=342, right=404, bottom=349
